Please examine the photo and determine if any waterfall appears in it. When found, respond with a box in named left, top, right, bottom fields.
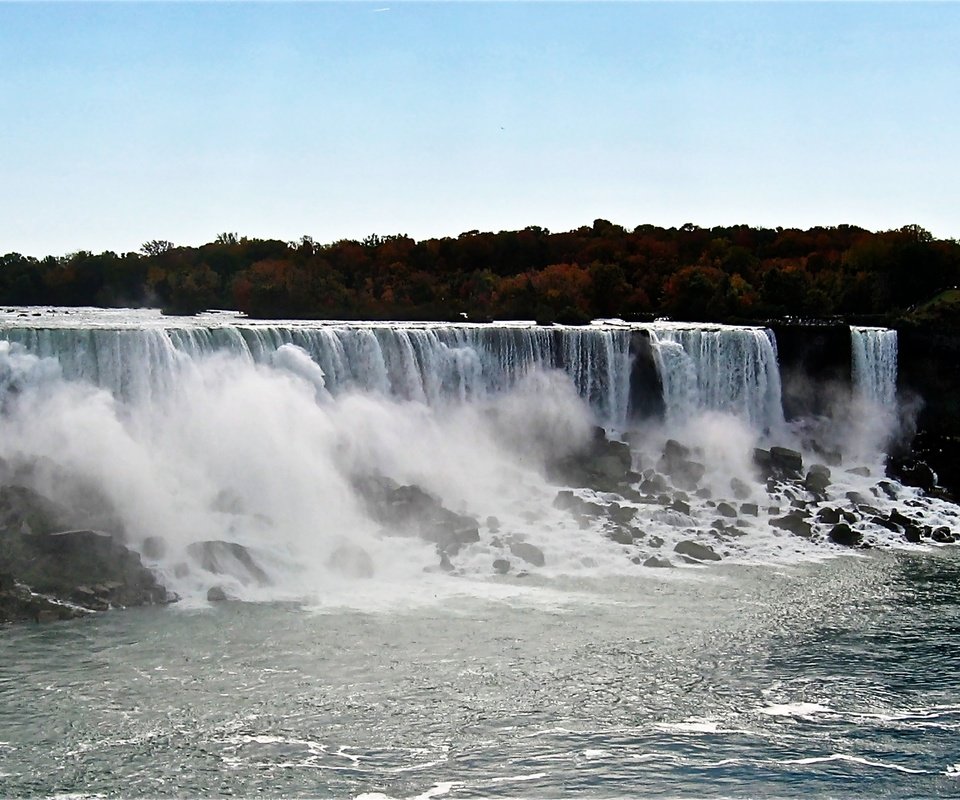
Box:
left=644, top=323, right=784, bottom=432
left=0, top=310, right=791, bottom=432
left=850, top=326, right=898, bottom=407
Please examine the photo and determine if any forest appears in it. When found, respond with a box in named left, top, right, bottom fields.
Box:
left=2, top=221, right=959, bottom=325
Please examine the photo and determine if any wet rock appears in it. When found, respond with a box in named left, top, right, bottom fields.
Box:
left=931, top=527, right=956, bottom=544
left=740, top=503, right=759, bottom=517
left=492, top=558, right=511, bottom=575
left=887, top=457, right=937, bottom=493
left=875, top=481, right=899, bottom=500
left=828, top=523, right=862, bottom=547
left=187, top=540, right=271, bottom=586
left=642, top=556, right=674, bottom=569
left=817, top=507, right=842, bottom=524
left=327, top=543, right=375, bottom=578
left=673, top=540, right=722, bottom=562
left=486, top=516, right=500, bottom=533
left=716, top=502, right=738, bottom=518
left=805, top=464, right=832, bottom=494
left=669, top=499, right=691, bottom=516
left=846, top=491, right=870, bottom=505
left=206, top=586, right=227, bottom=602
left=140, top=536, right=166, bottom=561
left=639, top=474, right=668, bottom=495
left=607, top=503, right=636, bottom=525
left=695, top=487, right=713, bottom=499
left=606, top=528, right=634, bottom=546
left=509, top=541, right=546, bottom=568
left=771, top=511, right=813, bottom=538
left=730, top=477, right=752, bottom=500
left=847, top=466, right=872, bottom=478
left=770, top=446, right=803, bottom=477
left=871, top=515, right=901, bottom=533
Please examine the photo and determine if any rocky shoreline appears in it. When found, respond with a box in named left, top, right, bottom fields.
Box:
left=3, top=424, right=958, bottom=627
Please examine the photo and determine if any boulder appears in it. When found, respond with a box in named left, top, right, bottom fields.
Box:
left=509, top=541, right=546, bottom=568
left=492, top=558, right=511, bottom=575
left=187, top=540, right=271, bottom=586
left=642, top=556, right=674, bottom=569
left=847, top=466, right=872, bottom=478
left=828, top=523, right=862, bottom=547
left=740, top=503, right=759, bottom=517
left=327, top=543, right=375, bottom=578
left=931, top=527, right=956, bottom=544
left=770, top=511, right=813, bottom=538
left=770, top=446, right=803, bottom=477
left=817, top=507, right=842, bottom=524
left=206, top=586, right=228, bottom=602
left=730, top=477, right=752, bottom=500
left=716, top=502, right=737, bottom=518
left=673, top=540, right=722, bottom=562
left=805, top=464, right=831, bottom=494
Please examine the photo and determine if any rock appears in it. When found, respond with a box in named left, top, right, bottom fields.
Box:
left=140, top=536, right=166, bottom=560
left=606, top=528, right=634, bottom=546
left=673, top=540, right=722, bottom=562
left=730, top=477, right=752, bottom=500
left=639, top=475, right=668, bottom=495
left=871, top=515, right=900, bottom=532
left=875, top=481, right=899, bottom=500
left=206, top=586, right=227, bottom=602
left=695, top=487, right=712, bottom=499
left=846, top=491, right=870, bottom=505
left=486, top=516, right=500, bottom=532
left=771, top=511, right=813, bottom=538
left=887, top=457, right=937, bottom=493
left=753, top=448, right=773, bottom=477
left=828, top=523, right=862, bottom=547
left=669, top=499, right=691, bottom=516
left=770, top=446, right=803, bottom=476
left=805, top=464, right=832, bottom=494
left=817, top=507, right=842, bottom=524
left=716, top=502, right=738, bottom=518
left=642, top=556, right=674, bottom=569
left=931, top=527, right=956, bottom=544
left=492, top=558, right=511, bottom=575
left=439, top=553, right=454, bottom=572
left=740, top=503, right=759, bottom=517
left=664, top=439, right=691, bottom=461
left=327, top=543, right=374, bottom=578
left=187, top=540, right=271, bottom=586
left=847, top=466, right=872, bottom=477
left=607, top=504, right=636, bottom=525
left=509, top=541, right=546, bottom=568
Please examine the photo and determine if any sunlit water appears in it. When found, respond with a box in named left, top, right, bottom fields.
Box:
left=2, top=551, right=959, bottom=798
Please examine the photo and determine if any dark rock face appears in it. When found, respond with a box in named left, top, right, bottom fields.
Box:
left=187, top=540, right=271, bottom=586
left=355, top=475, right=481, bottom=556
left=828, top=523, right=862, bottom=547
left=768, top=322, right=853, bottom=421
left=509, top=541, right=546, bottom=568
left=674, top=540, right=722, bottom=562
left=805, top=464, right=831, bottom=495
left=770, top=447, right=804, bottom=477
left=771, top=511, right=813, bottom=538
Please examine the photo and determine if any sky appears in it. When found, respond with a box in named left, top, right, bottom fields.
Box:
left=1, top=2, right=959, bottom=257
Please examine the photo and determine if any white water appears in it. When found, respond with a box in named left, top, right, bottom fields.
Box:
left=851, top=326, right=898, bottom=408
left=1, top=307, right=949, bottom=609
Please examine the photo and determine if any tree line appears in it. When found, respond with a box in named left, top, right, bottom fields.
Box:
left=2, top=221, right=958, bottom=323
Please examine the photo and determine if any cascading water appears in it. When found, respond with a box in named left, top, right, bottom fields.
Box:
left=643, top=323, right=784, bottom=432
left=1, top=307, right=948, bottom=611
left=851, top=325, right=899, bottom=408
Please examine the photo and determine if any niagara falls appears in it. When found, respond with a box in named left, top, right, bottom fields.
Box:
left=4, top=1, right=960, bottom=797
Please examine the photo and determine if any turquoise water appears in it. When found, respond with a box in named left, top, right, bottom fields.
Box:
left=2, top=551, right=958, bottom=798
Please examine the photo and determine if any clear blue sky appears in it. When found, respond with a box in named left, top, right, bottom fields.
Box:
left=2, top=2, right=958, bottom=257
